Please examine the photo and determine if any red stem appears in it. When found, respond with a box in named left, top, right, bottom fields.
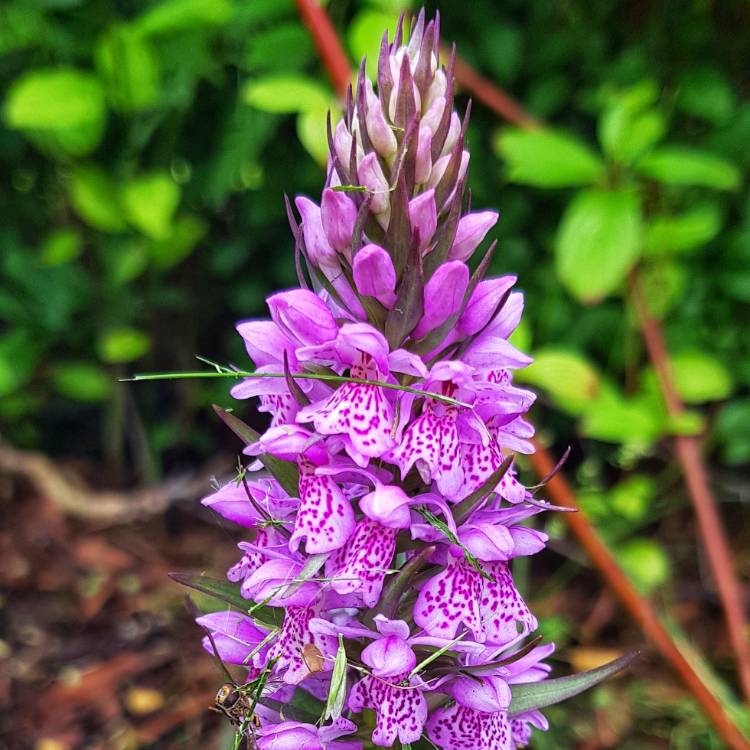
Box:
left=531, top=442, right=750, bottom=750
left=630, top=274, right=750, bottom=701
left=294, top=0, right=351, bottom=97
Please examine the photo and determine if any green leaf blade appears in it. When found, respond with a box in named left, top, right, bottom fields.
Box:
left=635, top=146, right=741, bottom=190
left=555, top=189, right=642, bottom=303
left=496, top=128, right=605, bottom=188
left=509, top=651, right=639, bottom=716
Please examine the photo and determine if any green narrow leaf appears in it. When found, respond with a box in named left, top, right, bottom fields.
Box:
left=170, top=572, right=281, bottom=628
left=212, top=405, right=300, bottom=497
left=280, top=553, right=327, bottom=600
left=415, top=508, right=491, bottom=581
left=496, top=128, right=605, bottom=188
left=509, top=651, right=639, bottom=716
left=170, top=572, right=249, bottom=611
left=452, top=457, right=513, bottom=525
left=325, top=634, right=347, bottom=721
left=373, top=545, right=436, bottom=621
left=555, top=189, right=642, bottom=303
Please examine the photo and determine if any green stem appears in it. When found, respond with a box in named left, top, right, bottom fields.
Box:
left=123, top=368, right=472, bottom=408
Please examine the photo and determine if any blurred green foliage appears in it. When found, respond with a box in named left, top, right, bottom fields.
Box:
left=1, top=0, right=749, bottom=745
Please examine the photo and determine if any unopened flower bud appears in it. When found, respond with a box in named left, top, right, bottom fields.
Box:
left=321, top=188, right=357, bottom=259
left=366, top=81, right=397, bottom=158
left=408, top=189, right=437, bottom=250
left=358, top=152, right=390, bottom=215
left=353, top=244, right=397, bottom=308
left=422, top=96, right=445, bottom=135
left=295, top=196, right=338, bottom=272
left=415, top=125, right=433, bottom=184
left=442, top=112, right=462, bottom=156
left=450, top=210, right=499, bottom=261
left=413, top=260, right=469, bottom=339
left=267, top=289, right=339, bottom=345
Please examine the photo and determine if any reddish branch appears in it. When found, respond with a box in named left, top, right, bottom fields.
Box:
left=451, top=54, right=541, bottom=130
left=631, top=275, right=750, bottom=701
left=295, top=0, right=351, bottom=97
left=530, top=443, right=750, bottom=750
left=294, top=3, right=750, bottom=743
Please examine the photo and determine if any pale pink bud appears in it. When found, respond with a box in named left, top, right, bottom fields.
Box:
left=415, top=125, right=433, bottom=184
left=333, top=120, right=354, bottom=170
left=365, top=81, right=397, bottom=158
left=422, top=96, right=445, bottom=136
left=425, top=69, right=447, bottom=113
left=408, top=189, right=437, bottom=250
left=427, top=150, right=470, bottom=191
left=442, top=112, right=462, bottom=156
left=321, top=188, right=357, bottom=259
left=295, top=196, right=337, bottom=272
left=413, top=260, right=470, bottom=339
left=358, top=153, right=389, bottom=214
left=450, top=210, right=499, bottom=261
left=353, top=244, right=397, bottom=308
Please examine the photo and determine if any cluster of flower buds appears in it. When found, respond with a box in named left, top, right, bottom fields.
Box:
left=198, top=11, right=555, bottom=749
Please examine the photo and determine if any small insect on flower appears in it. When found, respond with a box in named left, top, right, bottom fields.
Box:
left=214, top=682, right=261, bottom=729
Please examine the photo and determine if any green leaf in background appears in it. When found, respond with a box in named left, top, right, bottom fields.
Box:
left=643, top=203, right=723, bottom=255
left=244, top=23, right=315, bottom=72
left=40, top=229, right=82, bottom=267
left=348, top=9, right=401, bottom=80
left=68, top=164, right=127, bottom=232
left=107, top=239, right=150, bottom=285
left=52, top=362, right=112, bottom=402
left=638, top=259, right=686, bottom=319
left=581, top=382, right=664, bottom=445
left=496, top=128, right=605, bottom=188
left=665, top=410, right=705, bottom=436
left=149, top=214, right=207, bottom=268
left=615, top=538, right=671, bottom=594
left=509, top=652, right=638, bottom=716
left=243, top=75, right=332, bottom=115
left=555, top=189, right=642, bottom=303
left=97, top=327, right=151, bottom=364
left=297, top=108, right=336, bottom=165
left=515, top=348, right=600, bottom=415
left=676, top=65, right=736, bottom=126
left=635, top=146, right=741, bottom=190
left=609, top=475, right=655, bottom=522
left=95, top=24, right=160, bottom=113
left=133, top=0, right=232, bottom=37
left=0, top=330, right=42, bottom=398
left=3, top=67, right=106, bottom=155
left=669, top=350, right=733, bottom=404
left=598, top=81, right=666, bottom=165
left=714, top=399, right=750, bottom=466
left=121, top=172, right=180, bottom=240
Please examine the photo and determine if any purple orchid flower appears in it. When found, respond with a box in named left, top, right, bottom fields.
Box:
left=256, top=718, right=361, bottom=750
left=194, top=12, right=572, bottom=748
